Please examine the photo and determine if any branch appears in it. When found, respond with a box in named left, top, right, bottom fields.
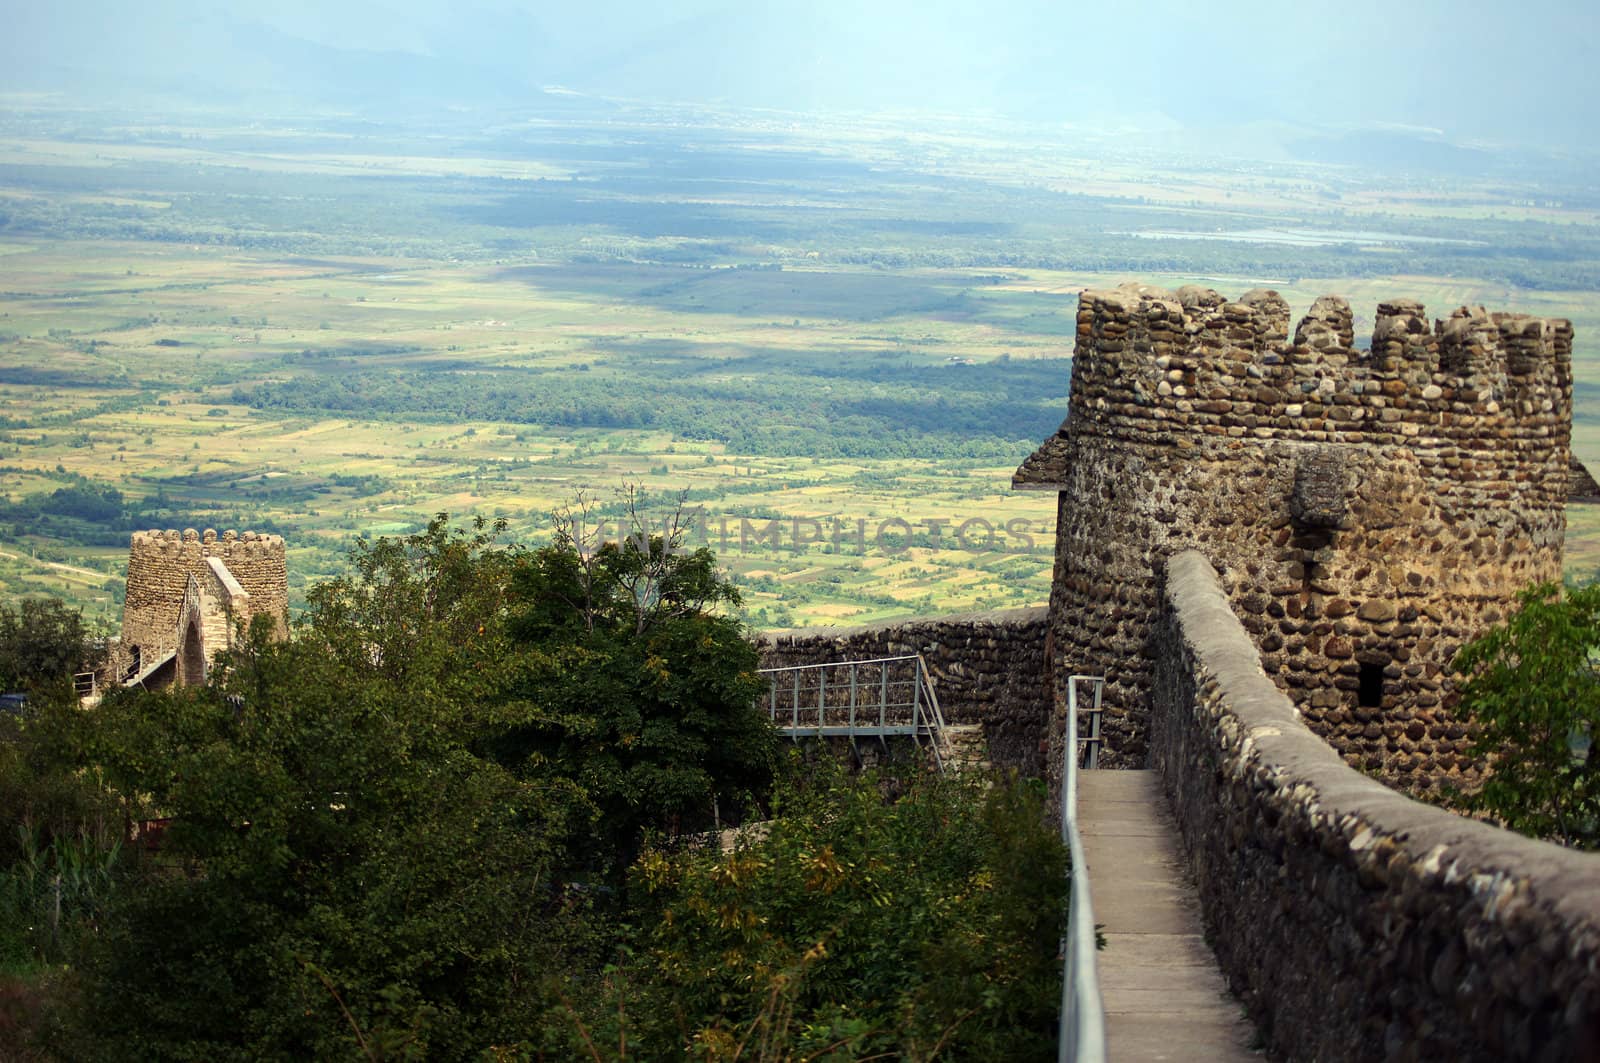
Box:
left=302, top=959, right=375, bottom=1062
left=557, top=990, right=607, bottom=1063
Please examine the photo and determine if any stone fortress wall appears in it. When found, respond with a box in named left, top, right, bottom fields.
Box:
left=1152, top=550, right=1600, bottom=1061
left=757, top=607, right=1050, bottom=774
left=89, top=282, right=1589, bottom=1052
left=119, top=528, right=289, bottom=676
left=1022, top=284, right=1572, bottom=794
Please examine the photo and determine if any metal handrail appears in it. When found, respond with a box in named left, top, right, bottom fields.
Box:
left=759, top=655, right=947, bottom=768
left=918, top=656, right=947, bottom=732
left=1059, top=674, right=1106, bottom=1063
left=759, top=654, right=925, bottom=674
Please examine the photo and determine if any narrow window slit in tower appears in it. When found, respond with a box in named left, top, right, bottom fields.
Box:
left=1358, top=661, right=1384, bottom=708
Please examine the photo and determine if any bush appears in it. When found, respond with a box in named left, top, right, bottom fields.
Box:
left=0, top=827, right=123, bottom=971
left=550, top=763, right=1068, bottom=1061
left=8, top=515, right=1065, bottom=1059
left=57, top=514, right=780, bottom=1059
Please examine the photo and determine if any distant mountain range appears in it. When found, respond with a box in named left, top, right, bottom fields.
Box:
left=4, top=0, right=1596, bottom=160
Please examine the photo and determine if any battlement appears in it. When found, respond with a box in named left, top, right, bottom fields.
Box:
left=120, top=528, right=290, bottom=674
left=1069, top=283, right=1572, bottom=448
left=129, top=528, right=287, bottom=555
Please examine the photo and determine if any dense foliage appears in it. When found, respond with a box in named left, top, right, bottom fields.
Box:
left=618, top=765, right=1068, bottom=1061
left=0, top=597, right=103, bottom=695
left=0, top=687, right=123, bottom=981
left=1451, top=581, right=1600, bottom=848
left=0, top=519, right=1068, bottom=1060
left=0, top=483, right=157, bottom=548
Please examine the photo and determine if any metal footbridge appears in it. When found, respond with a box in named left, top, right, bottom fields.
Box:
left=758, top=654, right=949, bottom=769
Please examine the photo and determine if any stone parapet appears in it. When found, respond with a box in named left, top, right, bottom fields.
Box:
left=1068, top=284, right=1571, bottom=449
left=1150, top=550, right=1600, bottom=1061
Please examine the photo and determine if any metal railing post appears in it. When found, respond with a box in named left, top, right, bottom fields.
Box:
left=817, top=668, right=826, bottom=731
left=849, top=661, right=858, bottom=736
left=919, top=657, right=945, bottom=773
left=915, top=656, right=928, bottom=730
left=921, top=655, right=947, bottom=732
left=1087, top=680, right=1103, bottom=770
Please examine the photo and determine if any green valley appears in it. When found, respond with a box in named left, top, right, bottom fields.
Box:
left=4, top=100, right=1600, bottom=628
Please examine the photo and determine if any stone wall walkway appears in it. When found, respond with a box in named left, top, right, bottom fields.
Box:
left=1077, top=769, right=1260, bottom=1061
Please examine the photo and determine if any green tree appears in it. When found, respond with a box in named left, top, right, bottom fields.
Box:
left=0, top=598, right=102, bottom=695
left=10, top=512, right=1069, bottom=1059
left=0, top=597, right=119, bottom=984
left=1452, top=581, right=1600, bottom=848
left=501, top=508, right=776, bottom=868
left=557, top=764, right=1069, bottom=1061
left=62, top=512, right=778, bottom=1059
left=302, top=507, right=778, bottom=867
left=71, top=628, right=585, bottom=1060
left=0, top=692, right=125, bottom=983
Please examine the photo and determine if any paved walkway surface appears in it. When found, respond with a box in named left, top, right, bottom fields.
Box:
left=1077, top=769, right=1260, bottom=1061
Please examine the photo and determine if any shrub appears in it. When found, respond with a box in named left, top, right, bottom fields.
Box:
left=550, top=763, right=1068, bottom=1061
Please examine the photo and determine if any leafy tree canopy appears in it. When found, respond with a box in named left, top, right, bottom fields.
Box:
left=616, top=764, right=1068, bottom=1061
left=2, top=512, right=1065, bottom=1061
left=1451, top=580, right=1600, bottom=848
left=0, top=597, right=103, bottom=695
left=59, top=512, right=779, bottom=1059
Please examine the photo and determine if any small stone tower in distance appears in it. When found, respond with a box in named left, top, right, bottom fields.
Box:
left=1016, top=283, right=1573, bottom=795
left=118, top=528, right=289, bottom=687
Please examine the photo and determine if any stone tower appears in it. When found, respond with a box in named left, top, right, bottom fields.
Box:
left=1016, top=283, right=1573, bottom=794
left=118, top=528, right=289, bottom=687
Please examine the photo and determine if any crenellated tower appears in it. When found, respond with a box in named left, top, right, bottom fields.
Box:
left=1017, top=283, right=1573, bottom=794
left=119, top=528, right=289, bottom=686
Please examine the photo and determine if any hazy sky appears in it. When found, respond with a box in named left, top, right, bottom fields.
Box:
left=6, top=0, right=1597, bottom=147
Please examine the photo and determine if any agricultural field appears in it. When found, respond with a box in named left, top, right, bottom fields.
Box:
left=0, top=243, right=1076, bottom=628
left=3, top=100, right=1600, bottom=629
